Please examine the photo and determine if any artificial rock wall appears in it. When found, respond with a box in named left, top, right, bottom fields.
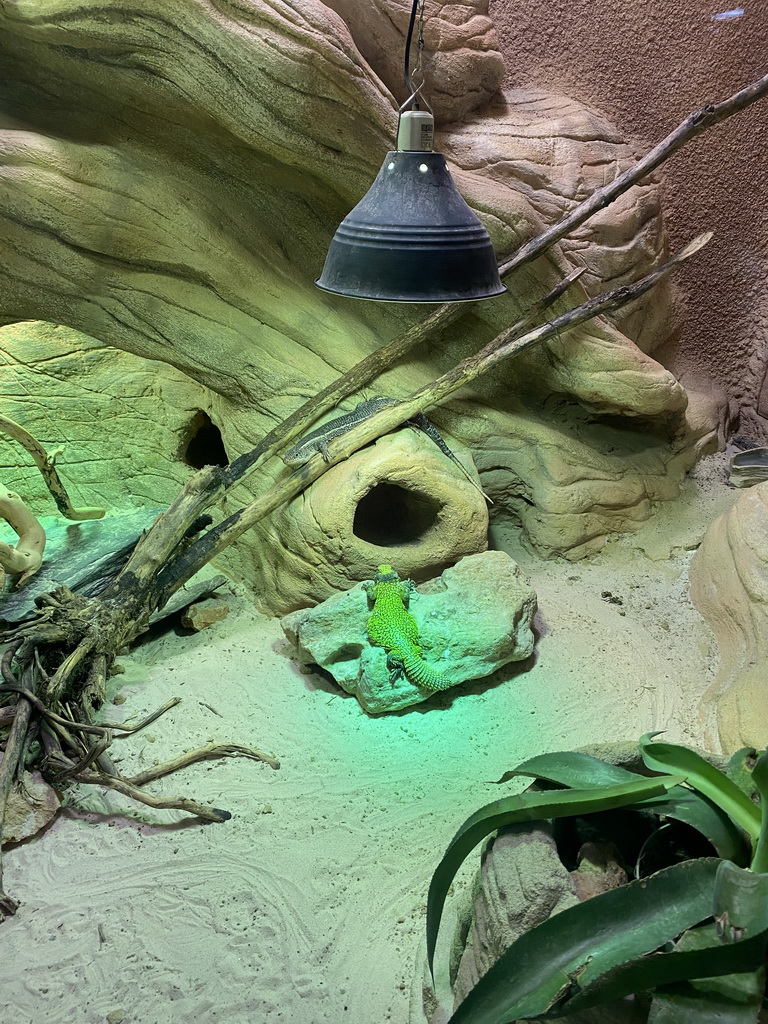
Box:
left=0, top=0, right=725, bottom=610
left=492, top=0, right=768, bottom=438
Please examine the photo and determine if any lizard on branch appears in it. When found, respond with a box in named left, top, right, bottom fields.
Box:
left=282, top=397, right=491, bottom=503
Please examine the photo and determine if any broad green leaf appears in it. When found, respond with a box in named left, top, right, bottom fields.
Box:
left=504, top=751, right=748, bottom=864
left=640, top=734, right=760, bottom=841
left=498, top=751, right=642, bottom=789
left=648, top=977, right=765, bottom=1024
left=565, top=924, right=768, bottom=1017
left=426, top=774, right=685, bottom=977
left=728, top=747, right=759, bottom=801
left=648, top=924, right=765, bottom=1024
left=748, top=750, right=768, bottom=873
left=713, top=860, right=768, bottom=936
left=445, top=858, right=721, bottom=1024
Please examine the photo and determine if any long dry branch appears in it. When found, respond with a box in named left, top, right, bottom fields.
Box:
left=156, top=232, right=711, bottom=598
left=0, top=415, right=106, bottom=521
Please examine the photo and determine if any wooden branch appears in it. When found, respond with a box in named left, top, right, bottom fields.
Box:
left=0, top=644, right=34, bottom=917
left=0, top=415, right=106, bottom=521
left=126, top=742, right=280, bottom=786
left=157, top=233, right=710, bottom=596
left=53, top=764, right=234, bottom=823
left=0, top=484, right=46, bottom=586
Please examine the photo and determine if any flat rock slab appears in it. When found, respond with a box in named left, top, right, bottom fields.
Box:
left=281, top=550, right=537, bottom=713
left=0, top=508, right=164, bottom=623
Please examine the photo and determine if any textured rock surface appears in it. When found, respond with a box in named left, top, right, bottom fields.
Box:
left=0, top=322, right=205, bottom=515
left=180, top=597, right=231, bottom=632
left=264, top=428, right=489, bottom=614
left=493, top=0, right=768, bottom=442
left=0, top=0, right=720, bottom=607
left=441, top=89, right=674, bottom=355
left=451, top=825, right=579, bottom=1007
left=689, top=481, right=768, bottom=749
left=323, top=0, right=505, bottom=126
left=281, top=551, right=536, bottom=713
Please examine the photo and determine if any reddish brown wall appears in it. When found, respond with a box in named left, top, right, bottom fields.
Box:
left=491, top=0, right=768, bottom=437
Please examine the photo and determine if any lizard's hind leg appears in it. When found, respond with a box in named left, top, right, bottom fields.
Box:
left=386, top=653, right=406, bottom=683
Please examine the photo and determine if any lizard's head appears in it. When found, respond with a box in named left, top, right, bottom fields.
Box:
left=375, top=564, right=399, bottom=583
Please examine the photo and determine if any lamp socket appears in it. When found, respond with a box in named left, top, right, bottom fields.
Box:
left=397, top=110, right=434, bottom=152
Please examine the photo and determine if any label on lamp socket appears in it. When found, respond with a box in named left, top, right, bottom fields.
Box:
left=397, top=110, right=434, bottom=152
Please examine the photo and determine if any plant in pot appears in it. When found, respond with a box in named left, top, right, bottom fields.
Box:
left=426, top=734, right=768, bottom=1023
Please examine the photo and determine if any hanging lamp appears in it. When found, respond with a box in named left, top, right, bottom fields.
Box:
left=316, top=0, right=505, bottom=303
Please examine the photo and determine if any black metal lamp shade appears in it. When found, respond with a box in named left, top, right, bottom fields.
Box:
left=316, top=151, right=506, bottom=302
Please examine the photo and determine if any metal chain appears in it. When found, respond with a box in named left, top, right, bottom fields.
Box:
left=402, top=0, right=431, bottom=113
left=413, top=0, right=426, bottom=84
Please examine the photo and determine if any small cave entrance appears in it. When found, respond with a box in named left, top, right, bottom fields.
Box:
left=180, top=410, right=229, bottom=469
left=353, top=482, right=441, bottom=546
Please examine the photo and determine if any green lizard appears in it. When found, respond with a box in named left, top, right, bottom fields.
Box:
left=283, top=397, right=491, bottom=503
left=363, top=563, right=452, bottom=691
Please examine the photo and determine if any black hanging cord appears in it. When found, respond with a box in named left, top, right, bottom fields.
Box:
left=403, top=0, right=420, bottom=96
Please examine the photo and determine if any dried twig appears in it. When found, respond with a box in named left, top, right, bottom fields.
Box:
left=0, top=415, right=106, bottom=521
left=126, top=743, right=280, bottom=786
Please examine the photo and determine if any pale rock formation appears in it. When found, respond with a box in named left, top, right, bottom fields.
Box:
left=0, top=0, right=721, bottom=610
left=322, top=0, right=505, bottom=125
left=451, top=826, right=579, bottom=1007
left=0, top=323, right=202, bottom=516
left=0, top=484, right=45, bottom=589
left=180, top=597, right=231, bottom=632
left=280, top=550, right=536, bottom=713
left=689, top=481, right=768, bottom=750
left=265, top=428, right=489, bottom=614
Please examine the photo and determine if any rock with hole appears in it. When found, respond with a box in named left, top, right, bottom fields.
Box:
left=265, top=429, right=489, bottom=614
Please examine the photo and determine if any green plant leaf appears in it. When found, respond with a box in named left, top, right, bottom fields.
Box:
left=748, top=750, right=768, bottom=873
left=648, top=976, right=765, bottom=1024
left=640, top=734, right=760, bottom=841
left=500, top=750, right=749, bottom=864
left=426, top=774, right=685, bottom=977
left=498, top=750, right=642, bottom=789
left=647, top=923, right=765, bottom=1024
left=565, top=921, right=768, bottom=1017
left=713, top=860, right=768, bottom=936
left=444, top=858, right=722, bottom=1024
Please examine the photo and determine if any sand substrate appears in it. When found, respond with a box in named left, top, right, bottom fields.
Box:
left=0, top=452, right=742, bottom=1024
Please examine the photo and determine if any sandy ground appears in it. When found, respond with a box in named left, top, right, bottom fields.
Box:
left=0, top=452, right=741, bottom=1024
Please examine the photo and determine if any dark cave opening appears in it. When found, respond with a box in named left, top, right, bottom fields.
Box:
left=353, top=482, right=441, bottom=546
left=180, top=410, right=229, bottom=469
